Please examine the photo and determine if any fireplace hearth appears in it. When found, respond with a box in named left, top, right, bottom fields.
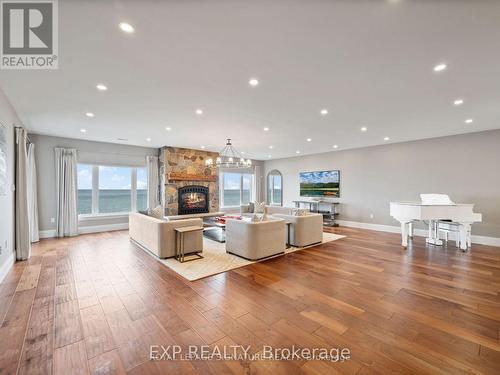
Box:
left=178, top=185, right=209, bottom=215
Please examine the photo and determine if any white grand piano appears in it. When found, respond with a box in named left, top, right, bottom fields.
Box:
left=390, top=194, right=482, bottom=251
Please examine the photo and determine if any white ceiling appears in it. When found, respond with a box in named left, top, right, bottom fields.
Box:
left=1, top=0, right=500, bottom=160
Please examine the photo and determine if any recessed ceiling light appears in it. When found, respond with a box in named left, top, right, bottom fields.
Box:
left=360, top=126, right=367, bottom=132
left=306, top=138, right=312, bottom=142
left=195, top=109, right=203, bottom=115
left=249, top=78, right=259, bottom=87
left=96, top=84, right=107, bottom=91
left=263, top=127, right=269, bottom=131
left=320, top=109, right=328, bottom=116
left=453, top=99, right=464, bottom=106
left=165, top=126, right=172, bottom=131
left=201, top=145, right=206, bottom=149
left=333, top=144, right=338, bottom=149
left=384, top=136, right=390, bottom=141
left=119, top=22, right=134, bottom=33
left=146, top=138, right=151, bottom=142
left=80, top=128, right=87, bottom=133
left=465, top=118, right=474, bottom=124
left=85, top=112, right=94, bottom=118
left=296, top=150, right=300, bottom=154
left=269, top=145, right=273, bottom=149
left=433, top=63, right=447, bottom=72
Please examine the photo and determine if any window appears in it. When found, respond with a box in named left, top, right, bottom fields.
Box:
left=77, top=164, right=148, bottom=215
left=220, top=172, right=254, bottom=207
left=77, top=164, right=92, bottom=214
left=99, top=166, right=131, bottom=213
left=267, top=170, right=283, bottom=206
left=137, top=168, right=147, bottom=212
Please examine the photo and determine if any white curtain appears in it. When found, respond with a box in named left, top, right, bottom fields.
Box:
left=253, top=165, right=263, bottom=202
left=146, top=155, right=159, bottom=209
left=27, top=143, right=39, bottom=242
left=55, top=148, right=78, bottom=237
left=15, top=128, right=31, bottom=260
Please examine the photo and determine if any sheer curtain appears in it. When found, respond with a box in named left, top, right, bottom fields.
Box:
left=146, top=155, right=159, bottom=209
left=55, top=147, right=78, bottom=237
left=15, top=128, right=30, bottom=260
left=27, top=143, right=39, bottom=242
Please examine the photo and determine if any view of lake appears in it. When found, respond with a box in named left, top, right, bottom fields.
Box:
left=78, top=189, right=147, bottom=214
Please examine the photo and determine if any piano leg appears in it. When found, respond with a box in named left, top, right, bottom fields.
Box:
left=400, top=221, right=411, bottom=248
left=426, top=220, right=443, bottom=246
left=458, top=223, right=471, bottom=252
left=408, top=222, right=414, bottom=238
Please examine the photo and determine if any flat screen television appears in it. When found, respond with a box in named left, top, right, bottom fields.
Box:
left=299, top=170, right=340, bottom=197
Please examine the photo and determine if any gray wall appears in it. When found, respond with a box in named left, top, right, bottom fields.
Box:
left=30, top=134, right=158, bottom=232
left=264, top=129, right=500, bottom=238
left=0, top=89, right=22, bottom=279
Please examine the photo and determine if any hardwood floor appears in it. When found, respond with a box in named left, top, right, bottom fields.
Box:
left=1, top=227, right=500, bottom=374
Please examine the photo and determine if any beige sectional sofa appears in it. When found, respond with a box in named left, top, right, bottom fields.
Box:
left=225, top=217, right=286, bottom=260
left=129, top=212, right=203, bottom=258
left=240, top=204, right=324, bottom=247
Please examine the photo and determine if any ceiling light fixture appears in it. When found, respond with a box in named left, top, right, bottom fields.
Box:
left=453, top=99, right=464, bottom=106
left=205, top=139, right=251, bottom=168
left=165, top=126, right=172, bottom=131
left=96, top=84, right=107, bottom=91
left=360, top=126, right=367, bottom=132
left=146, top=138, right=151, bottom=142
left=465, top=118, right=474, bottom=124
left=80, top=128, right=87, bottom=133
left=320, top=109, right=328, bottom=115
left=306, top=138, right=312, bottom=142
left=269, top=145, right=273, bottom=149
left=296, top=150, right=300, bottom=154
left=201, top=145, right=206, bottom=149
left=119, top=22, right=134, bottom=33
left=384, top=136, right=390, bottom=141
left=433, top=63, right=447, bottom=72
left=263, top=127, right=269, bottom=131
left=195, top=109, right=203, bottom=115
left=85, top=112, right=94, bottom=118
left=333, top=145, right=338, bottom=149
left=249, top=78, right=259, bottom=87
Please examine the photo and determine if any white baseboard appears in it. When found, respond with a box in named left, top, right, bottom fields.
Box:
left=78, top=223, right=129, bottom=235
left=39, top=229, right=57, bottom=239
left=39, top=223, right=129, bottom=239
left=337, top=220, right=500, bottom=248
left=0, top=251, right=15, bottom=284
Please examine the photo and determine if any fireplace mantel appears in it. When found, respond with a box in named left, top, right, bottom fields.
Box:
left=167, top=172, right=217, bottom=182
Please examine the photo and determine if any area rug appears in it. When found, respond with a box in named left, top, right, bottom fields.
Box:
left=154, top=232, right=345, bottom=281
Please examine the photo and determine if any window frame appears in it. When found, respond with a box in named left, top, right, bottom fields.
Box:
left=219, top=171, right=255, bottom=208
left=267, top=170, right=283, bottom=206
left=77, top=163, right=147, bottom=218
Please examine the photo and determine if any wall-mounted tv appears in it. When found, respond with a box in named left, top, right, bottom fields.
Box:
left=299, top=170, right=340, bottom=197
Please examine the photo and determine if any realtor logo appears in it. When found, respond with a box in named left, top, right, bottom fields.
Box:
left=1, top=0, right=58, bottom=69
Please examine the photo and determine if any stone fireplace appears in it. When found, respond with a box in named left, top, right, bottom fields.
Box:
left=160, top=146, right=219, bottom=216
left=178, top=185, right=209, bottom=215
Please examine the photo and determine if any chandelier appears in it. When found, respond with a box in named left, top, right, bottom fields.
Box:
left=206, top=139, right=252, bottom=168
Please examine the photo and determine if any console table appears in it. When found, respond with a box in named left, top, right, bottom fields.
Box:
left=293, top=200, right=339, bottom=227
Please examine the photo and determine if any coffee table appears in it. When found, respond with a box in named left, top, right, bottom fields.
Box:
left=202, top=218, right=227, bottom=243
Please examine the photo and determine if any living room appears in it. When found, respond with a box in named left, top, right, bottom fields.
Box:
left=1, top=1, right=500, bottom=374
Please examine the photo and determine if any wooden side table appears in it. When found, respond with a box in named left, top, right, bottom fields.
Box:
left=174, top=226, right=204, bottom=263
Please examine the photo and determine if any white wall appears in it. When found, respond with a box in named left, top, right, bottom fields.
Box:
left=264, top=130, right=500, bottom=240
left=0, top=89, right=23, bottom=282
left=30, top=134, right=159, bottom=236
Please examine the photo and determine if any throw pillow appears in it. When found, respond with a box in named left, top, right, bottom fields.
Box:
left=254, top=201, right=266, bottom=214
left=149, top=205, right=164, bottom=219
left=292, top=208, right=307, bottom=216
left=251, top=213, right=260, bottom=222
